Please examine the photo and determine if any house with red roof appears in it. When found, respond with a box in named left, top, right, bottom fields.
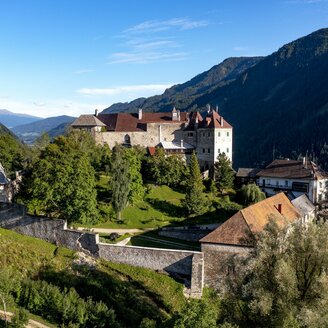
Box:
left=199, top=192, right=301, bottom=288
left=71, top=106, right=233, bottom=169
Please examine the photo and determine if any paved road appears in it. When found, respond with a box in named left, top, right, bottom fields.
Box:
left=0, top=310, right=51, bottom=328
left=77, top=227, right=155, bottom=234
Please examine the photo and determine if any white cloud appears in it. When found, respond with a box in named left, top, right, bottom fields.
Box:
left=108, top=51, right=188, bottom=64
left=124, top=18, right=208, bottom=34
left=77, top=84, right=174, bottom=96
left=110, top=17, right=208, bottom=65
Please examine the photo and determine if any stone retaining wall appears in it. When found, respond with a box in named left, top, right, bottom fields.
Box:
left=0, top=203, right=203, bottom=297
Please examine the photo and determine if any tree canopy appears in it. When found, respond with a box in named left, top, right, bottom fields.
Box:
left=24, top=133, right=99, bottom=224
left=214, top=153, right=235, bottom=193
left=182, top=152, right=208, bottom=216
left=110, top=145, right=131, bottom=221
left=224, top=220, right=328, bottom=327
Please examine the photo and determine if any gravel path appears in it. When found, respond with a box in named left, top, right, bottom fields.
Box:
left=0, top=310, right=51, bottom=328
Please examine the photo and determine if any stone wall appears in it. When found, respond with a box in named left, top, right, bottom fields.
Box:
left=0, top=203, right=203, bottom=297
left=201, top=243, right=250, bottom=289
left=0, top=203, right=99, bottom=255
left=94, top=122, right=186, bottom=149
left=98, top=243, right=203, bottom=296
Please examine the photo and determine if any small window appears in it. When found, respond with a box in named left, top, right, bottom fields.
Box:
left=285, top=180, right=288, bottom=187
left=188, top=132, right=194, bottom=137
left=218, top=132, right=221, bottom=137
left=276, top=181, right=279, bottom=187
left=218, top=148, right=221, bottom=153
left=226, top=147, right=229, bottom=153
left=202, top=148, right=205, bottom=153
left=124, top=134, right=131, bottom=144
left=208, top=149, right=211, bottom=153
left=208, top=132, right=210, bottom=137
left=203, top=132, right=205, bottom=137
left=227, top=131, right=230, bottom=137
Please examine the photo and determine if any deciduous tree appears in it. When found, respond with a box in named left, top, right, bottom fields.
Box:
left=25, top=135, right=99, bottom=224
left=240, top=183, right=265, bottom=205
left=224, top=220, right=328, bottom=327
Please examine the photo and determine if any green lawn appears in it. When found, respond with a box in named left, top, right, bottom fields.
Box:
left=93, top=176, right=239, bottom=229
left=94, top=184, right=188, bottom=229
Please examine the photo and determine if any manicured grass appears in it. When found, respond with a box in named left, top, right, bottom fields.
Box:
left=93, top=184, right=188, bottom=229
left=94, top=177, right=239, bottom=229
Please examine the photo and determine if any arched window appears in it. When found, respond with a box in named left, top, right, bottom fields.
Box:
left=124, top=134, right=131, bottom=144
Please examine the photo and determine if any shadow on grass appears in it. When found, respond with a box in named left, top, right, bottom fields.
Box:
left=96, top=186, right=112, bottom=203
left=147, top=199, right=183, bottom=217
left=129, top=231, right=201, bottom=251
left=38, top=263, right=174, bottom=328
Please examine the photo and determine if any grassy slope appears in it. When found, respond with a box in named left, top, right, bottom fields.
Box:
left=0, top=228, right=186, bottom=327
left=95, top=181, right=229, bottom=229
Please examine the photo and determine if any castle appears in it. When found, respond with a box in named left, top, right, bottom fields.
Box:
left=71, top=106, right=233, bottom=170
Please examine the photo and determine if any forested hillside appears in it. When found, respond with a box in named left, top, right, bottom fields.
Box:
left=103, top=28, right=328, bottom=169
left=103, top=57, right=263, bottom=113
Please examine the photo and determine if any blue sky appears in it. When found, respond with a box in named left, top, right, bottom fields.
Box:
left=0, top=0, right=327, bottom=118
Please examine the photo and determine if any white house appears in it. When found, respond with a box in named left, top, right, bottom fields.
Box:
left=256, top=159, right=328, bottom=204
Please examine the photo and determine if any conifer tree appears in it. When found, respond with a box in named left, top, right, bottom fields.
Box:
left=111, top=145, right=131, bottom=221
left=182, top=152, right=207, bottom=216
left=214, top=153, right=235, bottom=193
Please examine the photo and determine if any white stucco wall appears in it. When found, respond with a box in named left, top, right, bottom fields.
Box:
left=258, top=176, right=328, bottom=203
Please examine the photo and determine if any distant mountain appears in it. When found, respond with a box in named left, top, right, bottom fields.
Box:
left=188, top=28, right=328, bottom=168
left=12, top=115, right=76, bottom=144
left=0, top=109, right=41, bottom=128
left=102, top=57, right=264, bottom=113
left=102, top=28, right=328, bottom=170
left=0, top=122, right=27, bottom=174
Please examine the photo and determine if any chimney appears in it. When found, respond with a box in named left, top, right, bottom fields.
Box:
left=186, top=112, right=190, bottom=124
left=277, top=204, right=282, bottom=214
left=215, top=105, right=219, bottom=113
left=206, top=104, right=211, bottom=113
left=303, top=157, right=306, bottom=165
left=95, top=109, right=98, bottom=116
left=172, top=106, right=178, bottom=120
left=138, top=108, right=143, bottom=120
left=180, top=139, right=184, bottom=148
left=220, top=116, right=224, bottom=127
left=194, top=115, right=199, bottom=130
left=177, top=109, right=181, bottom=121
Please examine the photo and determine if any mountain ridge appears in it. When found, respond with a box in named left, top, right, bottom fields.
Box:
left=102, top=56, right=264, bottom=113
left=103, top=28, right=328, bottom=169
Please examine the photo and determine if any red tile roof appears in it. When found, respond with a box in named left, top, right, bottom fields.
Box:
left=257, top=159, right=328, bottom=180
left=96, top=112, right=188, bottom=132
left=200, top=193, right=300, bottom=246
left=198, top=110, right=232, bottom=129
left=147, top=147, right=156, bottom=156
